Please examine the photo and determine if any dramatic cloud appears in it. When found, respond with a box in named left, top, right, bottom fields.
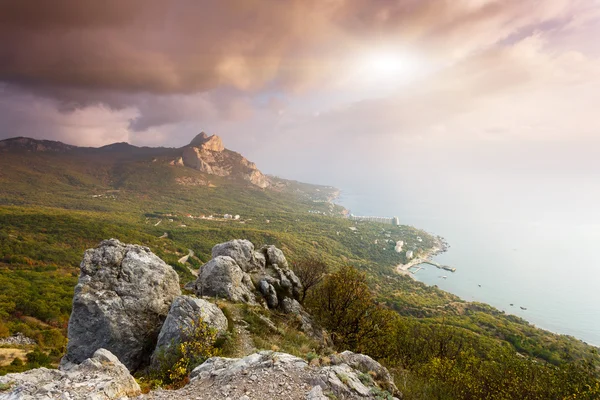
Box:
left=0, top=0, right=599, bottom=171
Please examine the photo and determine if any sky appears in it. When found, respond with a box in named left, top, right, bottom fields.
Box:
left=1, top=0, right=600, bottom=221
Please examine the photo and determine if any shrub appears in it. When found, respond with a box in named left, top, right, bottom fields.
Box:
left=0, top=323, right=9, bottom=339
left=147, top=318, right=218, bottom=389
left=291, top=257, right=328, bottom=302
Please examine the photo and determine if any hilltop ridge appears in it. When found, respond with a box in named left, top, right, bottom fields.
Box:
left=1, top=135, right=599, bottom=399
left=0, top=133, right=270, bottom=188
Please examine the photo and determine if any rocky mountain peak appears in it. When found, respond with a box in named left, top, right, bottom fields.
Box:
left=180, top=132, right=270, bottom=188
left=189, top=132, right=224, bottom=152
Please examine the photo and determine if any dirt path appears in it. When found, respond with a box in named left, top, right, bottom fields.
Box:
left=177, top=249, right=194, bottom=264
left=227, top=306, right=256, bottom=358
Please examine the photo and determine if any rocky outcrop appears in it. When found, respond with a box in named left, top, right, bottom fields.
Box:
left=0, top=333, right=35, bottom=346
left=195, top=256, right=257, bottom=304
left=211, top=239, right=265, bottom=272
left=246, top=169, right=270, bottom=188
left=62, top=239, right=181, bottom=372
left=181, top=133, right=270, bottom=188
left=195, top=240, right=303, bottom=312
left=169, top=157, right=184, bottom=166
left=329, top=351, right=398, bottom=394
left=182, top=146, right=229, bottom=176
left=142, top=351, right=399, bottom=399
left=152, top=296, right=228, bottom=362
left=189, top=132, right=224, bottom=151
left=0, top=349, right=141, bottom=399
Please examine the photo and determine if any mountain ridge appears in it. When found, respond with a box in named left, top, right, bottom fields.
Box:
left=0, top=133, right=271, bottom=188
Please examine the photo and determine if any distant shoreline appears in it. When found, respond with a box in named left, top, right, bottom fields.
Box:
left=395, top=236, right=448, bottom=279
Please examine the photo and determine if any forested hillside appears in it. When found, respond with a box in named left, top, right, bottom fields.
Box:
left=0, top=139, right=598, bottom=398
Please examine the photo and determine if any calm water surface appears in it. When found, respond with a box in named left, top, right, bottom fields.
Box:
left=338, top=190, right=600, bottom=346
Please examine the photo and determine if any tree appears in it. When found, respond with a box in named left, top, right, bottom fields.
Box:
left=307, top=265, right=377, bottom=349
left=291, top=257, right=328, bottom=302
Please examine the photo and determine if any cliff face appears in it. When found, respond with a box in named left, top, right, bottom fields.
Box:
left=180, top=132, right=270, bottom=188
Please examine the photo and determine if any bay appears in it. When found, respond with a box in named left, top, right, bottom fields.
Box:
left=337, top=188, right=600, bottom=347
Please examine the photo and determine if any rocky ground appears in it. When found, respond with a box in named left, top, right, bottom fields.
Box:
left=0, top=349, right=140, bottom=400
left=140, top=351, right=398, bottom=400
left=0, top=239, right=401, bottom=399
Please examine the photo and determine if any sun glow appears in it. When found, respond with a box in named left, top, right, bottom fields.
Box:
left=350, top=47, right=423, bottom=90
left=366, top=51, right=406, bottom=77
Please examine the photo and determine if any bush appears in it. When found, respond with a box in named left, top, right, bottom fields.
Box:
left=146, top=318, right=218, bottom=389
left=26, top=348, right=51, bottom=368
left=291, top=257, right=328, bottom=302
left=307, top=265, right=386, bottom=350
left=0, top=323, right=9, bottom=338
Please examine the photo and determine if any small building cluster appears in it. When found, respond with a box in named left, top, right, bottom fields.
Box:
left=348, top=214, right=400, bottom=226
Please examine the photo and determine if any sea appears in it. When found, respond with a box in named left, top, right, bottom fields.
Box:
left=337, top=188, right=600, bottom=347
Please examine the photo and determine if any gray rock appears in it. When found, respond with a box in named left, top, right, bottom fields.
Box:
left=152, top=296, right=228, bottom=362
left=259, top=279, right=279, bottom=308
left=195, top=240, right=304, bottom=313
left=0, top=333, right=36, bottom=346
left=306, top=385, right=328, bottom=400
left=183, top=351, right=399, bottom=399
left=211, top=239, right=265, bottom=272
left=195, top=256, right=256, bottom=304
left=321, top=364, right=372, bottom=397
left=0, top=348, right=140, bottom=399
left=62, top=239, right=181, bottom=371
left=281, top=298, right=330, bottom=344
left=281, top=298, right=303, bottom=314
left=190, top=351, right=308, bottom=381
left=261, top=245, right=289, bottom=269
left=183, top=281, right=197, bottom=292
left=330, top=351, right=398, bottom=395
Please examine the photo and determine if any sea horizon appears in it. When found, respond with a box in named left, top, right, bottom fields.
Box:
left=336, top=187, right=600, bottom=348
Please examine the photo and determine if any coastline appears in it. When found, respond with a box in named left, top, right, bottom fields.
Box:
left=334, top=190, right=600, bottom=347
left=395, top=236, right=448, bottom=279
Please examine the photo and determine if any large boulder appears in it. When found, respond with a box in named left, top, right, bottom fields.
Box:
left=152, top=296, right=228, bottom=362
left=62, top=239, right=181, bottom=371
left=329, top=351, right=398, bottom=394
left=211, top=239, right=265, bottom=272
left=195, top=256, right=256, bottom=304
left=194, top=241, right=303, bottom=312
left=0, top=348, right=141, bottom=399
left=252, top=245, right=302, bottom=303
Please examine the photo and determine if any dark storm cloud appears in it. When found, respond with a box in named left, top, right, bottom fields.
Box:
left=1, top=0, right=577, bottom=98
left=0, top=0, right=593, bottom=144
left=0, top=0, right=341, bottom=96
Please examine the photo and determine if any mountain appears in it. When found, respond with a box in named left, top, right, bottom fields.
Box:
left=0, top=137, right=77, bottom=153
left=0, top=133, right=272, bottom=189
left=1, top=135, right=599, bottom=398
left=180, top=132, right=270, bottom=188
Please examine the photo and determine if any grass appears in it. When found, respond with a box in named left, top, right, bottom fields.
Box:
left=0, top=348, right=28, bottom=367
left=0, top=146, right=598, bottom=391
left=238, top=303, right=326, bottom=358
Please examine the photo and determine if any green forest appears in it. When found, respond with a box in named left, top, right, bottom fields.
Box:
left=0, top=151, right=598, bottom=398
